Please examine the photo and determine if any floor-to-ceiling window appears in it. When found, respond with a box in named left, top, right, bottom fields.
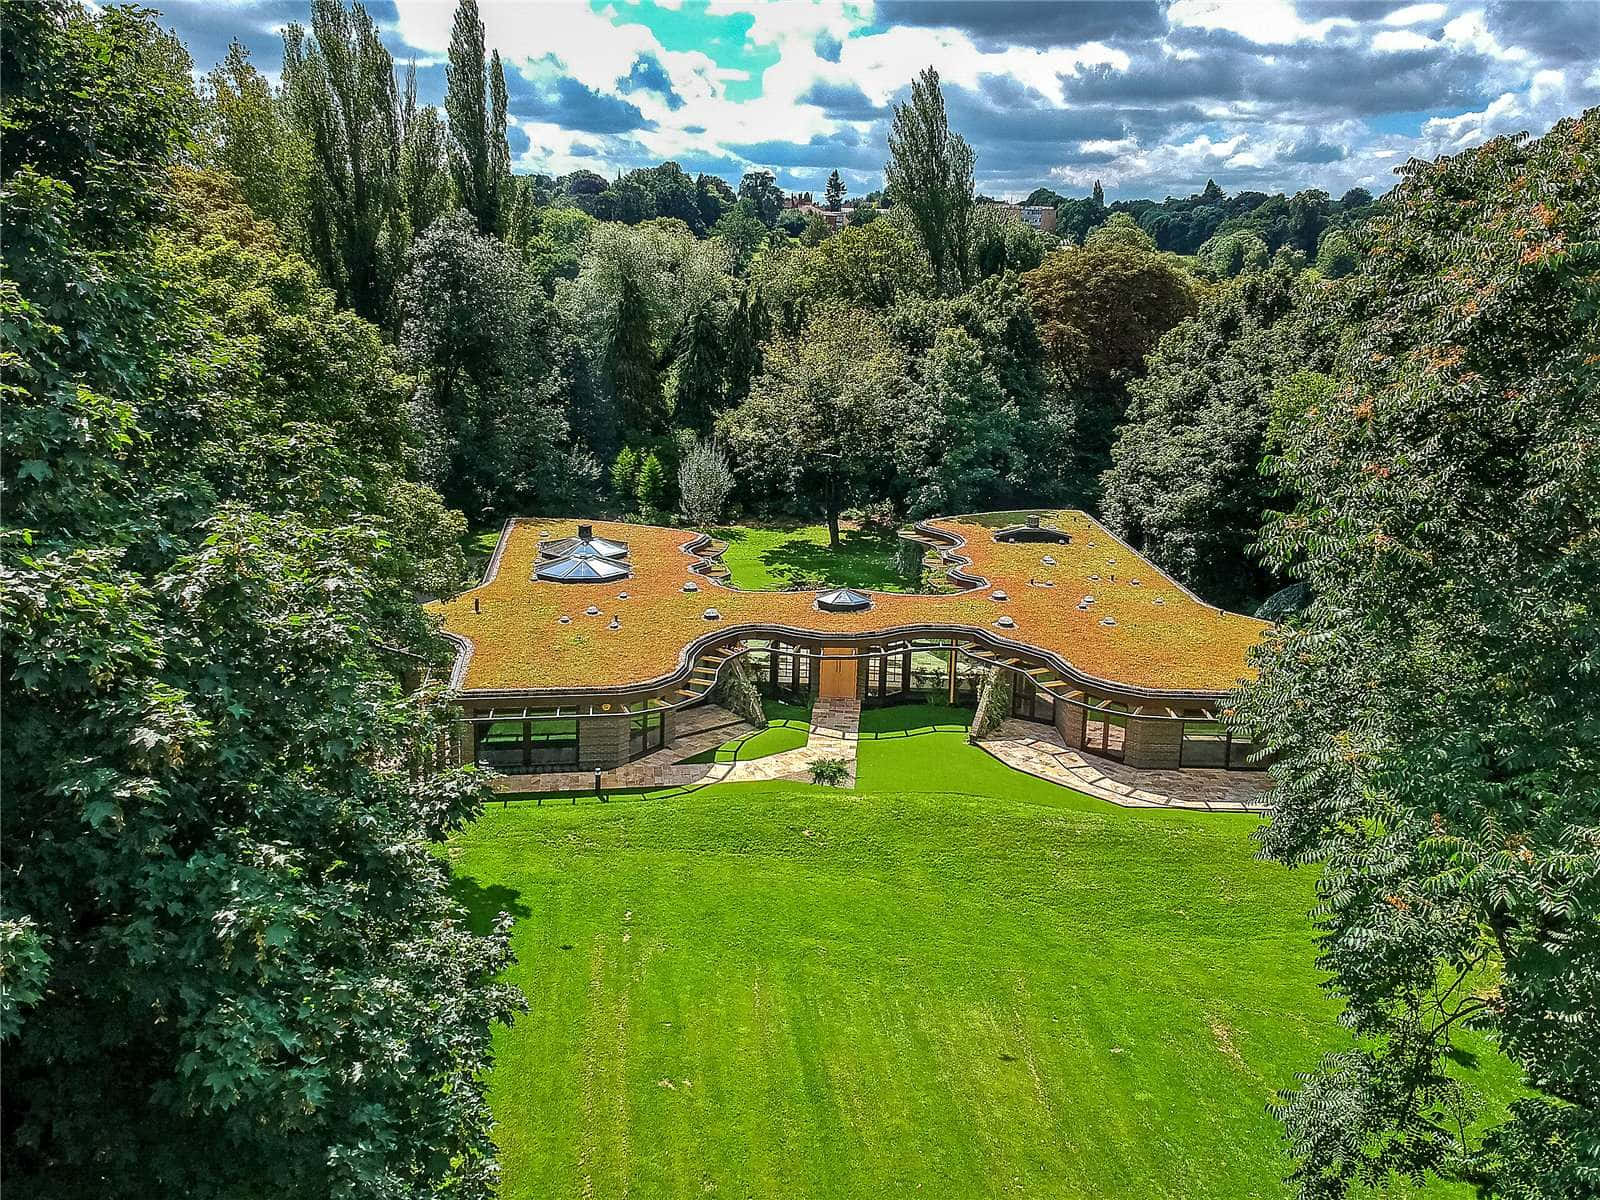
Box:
left=629, top=704, right=665, bottom=759
left=474, top=712, right=579, bottom=773
left=745, top=640, right=813, bottom=701
left=1014, top=679, right=1056, bottom=724
left=1083, top=697, right=1128, bottom=761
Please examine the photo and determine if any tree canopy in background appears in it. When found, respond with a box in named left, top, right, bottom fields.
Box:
left=1101, top=263, right=1333, bottom=610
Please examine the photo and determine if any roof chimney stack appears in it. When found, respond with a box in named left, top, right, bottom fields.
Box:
left=577, top=523, right=593, bottom=540
left=1026, top=514, right=1041, bottom=528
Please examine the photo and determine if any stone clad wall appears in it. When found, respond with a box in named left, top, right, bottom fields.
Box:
left=578, top=713, right=630, bottom=770
left=1123, top=713, right=1183, bottom=769
left=1055, top=697, right=1087, bottom=749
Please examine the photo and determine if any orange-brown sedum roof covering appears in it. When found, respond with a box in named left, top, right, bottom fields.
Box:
left=429, top=512, right=1269, bottom=698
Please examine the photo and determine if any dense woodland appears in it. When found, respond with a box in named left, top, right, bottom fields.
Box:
left=2, top=1, right=1596, bottom=1198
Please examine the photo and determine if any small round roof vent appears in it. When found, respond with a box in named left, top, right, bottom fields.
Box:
left=815, top=587, right=872, bottom=613
left=584, top=605, right=600, bottom=616
left=996, top=615, right=1016, bottom=629
left=1041, top=555, right=1056, bottom=566
left=682, top=581, right=699, bottom=592
left=990, top=590, right=1008, bottom=602
left=1100, top=616, right=1117, bottom=627
left=703, top=608, right=720, bottom=620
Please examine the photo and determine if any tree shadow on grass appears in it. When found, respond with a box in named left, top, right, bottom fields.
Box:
left=760, top=531, right=908, bottom=591
left=449, top=874, right=532, bottom=935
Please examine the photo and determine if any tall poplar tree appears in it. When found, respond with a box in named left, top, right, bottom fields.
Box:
left=885, top=66, right=975, bottom=294
left=281, top=0, right=406, bottom=325
left=400, top=60, right=452, bottom=235
left=444, top=0, right=509, bottom=236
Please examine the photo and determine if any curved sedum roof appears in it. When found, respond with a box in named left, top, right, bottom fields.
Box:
left=429, top=511, right=1270, bottom=698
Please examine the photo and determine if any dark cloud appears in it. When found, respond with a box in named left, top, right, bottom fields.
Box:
left=1291, top=1, right=1403, bottom=19
left=945, top=76, right=1134, bottom=147
left=505, top=122, right=531, bottom=156
left=1285, top=137, right=1348, bottom=163
left=813, top=29, right=842, bottom=62
left=796, top=78, right=887, bottom=119
left=620, top=54, right=684, bottom=110
left=725, top=133, right=882, bottom=172
left=874, top=1, right=1170, bottom=49
left=1065, top=29, right=1502, bottom=118
left=1484, top=0, right=1600, bottom=65
left=152, top=0, right=307, bottom=71
left=503, top=68, right=653, bottom=134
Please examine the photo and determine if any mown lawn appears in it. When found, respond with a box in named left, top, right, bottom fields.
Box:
left=679, top=699, right=814, bottom=764
left=446, top=721, right=1517, bottom=1200
left=713, top=523, right=909, bottom=591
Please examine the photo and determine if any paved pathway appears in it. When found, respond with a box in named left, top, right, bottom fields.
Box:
left=979, top=719, right=1273, bottom=813
left=719, top=698, right=861, bottom=785
left=492, top=704, right=1270, bottom=812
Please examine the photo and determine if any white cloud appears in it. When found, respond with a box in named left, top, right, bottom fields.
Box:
left=1372, top=29, right=1436, bottom=52
left=1381, top=3, right=1447, bottom=26
left=1168, top=0, right=1355, bottom=45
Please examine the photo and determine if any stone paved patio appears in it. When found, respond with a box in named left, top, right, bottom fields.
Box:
left=492, top=703, right=753, bottom=793
left=979, top=719, right=1273, bottom=813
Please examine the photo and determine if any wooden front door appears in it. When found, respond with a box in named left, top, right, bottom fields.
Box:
left=817, top=645, right=858, bottom=699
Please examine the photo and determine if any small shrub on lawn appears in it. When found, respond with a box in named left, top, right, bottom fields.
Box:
left=809, top=757, right=849, bottom=787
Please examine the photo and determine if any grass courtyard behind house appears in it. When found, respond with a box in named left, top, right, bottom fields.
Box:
left=447, top=723, right=1517, bottom=1200
left=712, top=523, right=910, bottom=591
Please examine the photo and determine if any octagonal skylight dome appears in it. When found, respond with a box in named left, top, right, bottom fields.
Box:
left=534, top=555, right=631, bottom=583
left=538, top=523, right=628, bottom=561
left=815, top=587, right=872, bottom=613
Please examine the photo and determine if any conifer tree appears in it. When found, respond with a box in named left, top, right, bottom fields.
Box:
left=825, top=168, right=846, bottom=210
left=673, top=304, right=724, bottom=435
left=608, top=275, right=664, bottom=436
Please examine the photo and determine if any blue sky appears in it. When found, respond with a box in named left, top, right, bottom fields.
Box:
left=161, top=1, right=1599, bottom=200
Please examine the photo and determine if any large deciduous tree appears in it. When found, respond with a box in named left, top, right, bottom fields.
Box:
left=885, top=66, right=975, bottom=294
left=398, top=210, right=573, bottom=515
left=1235, top=110, right=1600, bottom=1200
left=1, top=6, right=518, bottom=1196
left=196, top=40, right=308, bottom=233
left=444, top=0, right=509, bottom=236
left=1101, top=263, right=1333, bottom=610
left=1022, top=243, right=1200, bottom=502
left=281, top=0, right=407, bottom=326
left=719, top=308, right=908, bottom=546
